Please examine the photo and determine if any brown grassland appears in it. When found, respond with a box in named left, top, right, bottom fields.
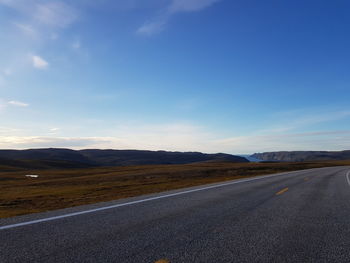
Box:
left=1, top=160, right=350, bottom=218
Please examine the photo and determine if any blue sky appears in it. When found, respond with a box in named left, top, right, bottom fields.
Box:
left=1, top=0, right=350, bottom=154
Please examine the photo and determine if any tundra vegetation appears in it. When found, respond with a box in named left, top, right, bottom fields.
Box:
left=1, top=160, right=350, bottom=218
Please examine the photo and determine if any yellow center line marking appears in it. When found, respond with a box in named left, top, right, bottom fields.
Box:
left=276, top=187, right=289, bottom=195
left=155, top=259, right=170, bottom=263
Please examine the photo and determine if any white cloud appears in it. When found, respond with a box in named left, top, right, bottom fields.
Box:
left=169, top=0, right=221, bottom=13
left=0, top=123, right=214, bottom=151
left=1, top=118, right=349, bottom=153
left=49, top=127, right=60, bottom=134
left=214, top=130, right=350, bottom=154
left=260, top=110, right=350, bottom=135
left=137, top=0, right=221, bottom=36
left=0, top=136, right=109, bottom=149
left=1, top=0, right=78, bottom=28
left=8, top=100, right=29, bottom=107
left=0, top=1, right=78, bottom=74
left=34, top=2, right=77, bottom=28
left=32, top=55, right=49, bottom=69
left=1, top=129, right=350, bottom=153
left=13, top=22, right=37, bottom=37
left=137, top=20, right=167, bottom=36
left=0, top=126, right=21, bottom=135
left=1, top=108, right=350, bottom=153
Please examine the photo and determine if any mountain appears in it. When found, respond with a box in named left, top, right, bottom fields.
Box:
left=239, top=155, right=262, bottom=162
left=251, top=150, right=350, bottom=162
left=0, top=157, right=94, bottom=170
left=0, top=148, right=249, bottom=170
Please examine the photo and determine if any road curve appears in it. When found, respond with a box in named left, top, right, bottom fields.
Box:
left=1, top=166, right=350, bottom=262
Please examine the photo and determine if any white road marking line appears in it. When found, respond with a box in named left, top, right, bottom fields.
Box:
left=0, top=170, right=311, bottom=230
left=346, top=170, right=350, bottom=187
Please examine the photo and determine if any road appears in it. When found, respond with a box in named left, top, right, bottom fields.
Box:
left=1, top=166, right=350, bottom=262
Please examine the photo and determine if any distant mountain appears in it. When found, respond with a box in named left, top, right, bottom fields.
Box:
left=239, top=155, right=262, bottom=162
left=0, top=148, right=249, bottom=170
left=251, top=150, right=350, bottom=162
left=0, top=157, right=94, bottom=170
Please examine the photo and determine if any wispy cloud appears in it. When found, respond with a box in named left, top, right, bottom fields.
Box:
left=0, top=0, right=78, bottom=73
left=33, top=1, right=77, bottom=28
left=49, top=127, right=60, bottom=135
left=169, top=0, right=221, bottom=13
left=260, top=109, right=350, bottom=135
left=13, top=22, right=37, bottom=37
left=0, top=110, right=350, bottom=154
left=137, top=0, right=221, bottom=36
left=31, top=55, right=49, bottom=69
left=0, top=122, right=214, bottom=151
left=8, top=100, right=29, bottom=107
left=0, top=126, right=21, bottom=135
left=0, top=136, right=109, bottom=149
left=214, top=130, right=350, bottom=154
left=1, top=128, right=350, bottom=153
left=137, top=19, right=167, bottom=36
left=1, top=0, right=78, bottom=28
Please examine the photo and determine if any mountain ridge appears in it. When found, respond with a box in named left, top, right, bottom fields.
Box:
left=0, top=148, right=249, bottom=169
left=251, top=150, right=350, bottom=162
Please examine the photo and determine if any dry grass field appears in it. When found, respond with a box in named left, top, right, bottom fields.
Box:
left=1, top=160, right=350, bottom=218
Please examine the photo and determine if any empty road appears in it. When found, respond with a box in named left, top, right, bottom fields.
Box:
left=1, top=166, right=350, bottom=262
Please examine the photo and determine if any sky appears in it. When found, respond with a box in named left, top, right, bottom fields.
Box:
left=1, top=0, right=350, bottom=154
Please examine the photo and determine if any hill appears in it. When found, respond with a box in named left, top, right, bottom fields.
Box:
left=0, top=148, right=248, bottom=170
left=251, top=150, right=350, bottom=162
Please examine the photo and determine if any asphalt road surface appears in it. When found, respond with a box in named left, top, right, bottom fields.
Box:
left=1, top=166, right=350, bottom=262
